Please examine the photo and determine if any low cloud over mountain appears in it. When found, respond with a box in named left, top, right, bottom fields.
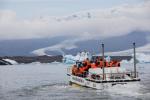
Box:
left=0, top=1, right=150, bottom=56
left=0, top=1, right=150, bottom=40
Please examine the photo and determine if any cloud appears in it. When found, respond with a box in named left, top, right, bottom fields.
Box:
left=0, top=1, right=150, bottom=41
left=31, top=41, right=77, bottom=56
left=31, top=36, right=91, bottom=56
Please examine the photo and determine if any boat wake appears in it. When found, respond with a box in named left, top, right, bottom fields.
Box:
left=0, top=63, right=150, bottom=100
left=1, top=83, right=69, bottom=99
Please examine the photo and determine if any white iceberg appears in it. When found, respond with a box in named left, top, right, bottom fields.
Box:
left=63, top=51, right=91, bottom=64
left=133, top=53, right=150, bottom=63
left=121, top=53, right=150, bottom=64
left=3, top=59, right=18, bottom=65
left=105, top=44, right=150, bottom=64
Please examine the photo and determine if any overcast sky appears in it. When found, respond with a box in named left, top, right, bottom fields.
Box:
left=0, top=0, right=146, bottom=19
left=0, top=0, right=149, bottom=40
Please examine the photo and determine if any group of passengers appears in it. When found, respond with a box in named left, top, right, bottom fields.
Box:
left=72, top=57, right=120, bottom=77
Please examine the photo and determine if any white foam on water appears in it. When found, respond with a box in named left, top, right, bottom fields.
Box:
left=0, top=63, right=150, bottom=100
left=0, top=63, right=68, bottom=93
left=106, top=82, right=144, bottom=97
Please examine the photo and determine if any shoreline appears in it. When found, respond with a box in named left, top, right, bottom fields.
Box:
left=0, top=55, right=63, bottom=65
left=0, top=55, right=132, bottom=65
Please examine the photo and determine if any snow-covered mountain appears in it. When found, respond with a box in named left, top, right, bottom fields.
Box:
left=0, top=31, right=149, bottom=56
left=105, top=44, right=150, bottom=56
left=104, top=44, right=150, bottom=63
left=0, top=2, right=150, bottom=56
left=32, top=39, right=150, bottom=63
left=31, top=31, right=150, bottom=56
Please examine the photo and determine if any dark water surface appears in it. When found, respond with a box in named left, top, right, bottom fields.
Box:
left=0, top=63, right=150, bottom=100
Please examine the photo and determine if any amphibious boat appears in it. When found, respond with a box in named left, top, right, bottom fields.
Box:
left=67, top=43, right=140, bottom=89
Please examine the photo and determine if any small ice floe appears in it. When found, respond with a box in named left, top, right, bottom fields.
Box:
left=63, top=51, right=91, bottom=64
left=3, top=59, right=18, bottom=65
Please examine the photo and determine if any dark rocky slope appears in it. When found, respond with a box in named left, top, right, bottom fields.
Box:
left=0, top=55, right=132, bottom=65
left=0, top=55, right=63, bottom=64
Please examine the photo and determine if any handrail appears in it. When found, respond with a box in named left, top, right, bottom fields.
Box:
left=67, top=67, right=139, bottom=80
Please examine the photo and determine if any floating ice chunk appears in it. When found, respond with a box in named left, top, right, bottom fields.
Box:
left=3, top=59, right=18, bottom=65
left=63, top=55, right=76, bottom=64
left=63, top=51, right=91, bottom=64
left=105, top=56, right=111, bottom=62
left=136, top=53, right=150, bottom=63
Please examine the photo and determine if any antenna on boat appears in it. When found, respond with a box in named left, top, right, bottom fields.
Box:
left=102, top=43, right=105, bottom=80
left=133, top=42, right=136, bottom=78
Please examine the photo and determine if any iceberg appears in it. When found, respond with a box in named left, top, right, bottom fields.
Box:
left=3, top=59, right=18, bottom=65
left=63, top=43, right=150, bottom=64
left=134, top=53, right=150, bottom=63
left=105, top=44, right=150, bottom=64
left=64, top=52, right=150, bottom=64
left=63, top=51, right=91, bottom=64
left=105, top=56, right=111, bottom=62
left=63, top=55, right=76, bottom=64
left=120, top=53, right=150, bottom=64
left=120, top=60, right=131, bottom=64
left=63, top=52, right=112, bottom=64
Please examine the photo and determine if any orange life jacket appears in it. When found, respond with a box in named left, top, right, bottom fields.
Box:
left=109, top=61, right=113, bottom=67
left=116, top=62, right=120, bottom=67
left=106, top=62, right=110, bottom=67
left=72, top=66, right=79, bottom=75
left=91, top=63, right=97, bottom=68
left=79, top=67, right=85, bottom=73
left=99, top=61, right=104, bottom=67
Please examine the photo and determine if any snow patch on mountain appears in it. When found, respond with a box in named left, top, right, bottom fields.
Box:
left=105, top=44, right=150, bottom=56
left=32, top=39, right=79, bottom=56
left=31, top=36, right=95, bottom=56
left=105, top=44, right=150, bottom=63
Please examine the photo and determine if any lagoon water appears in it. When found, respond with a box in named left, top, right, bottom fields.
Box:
left=0, top=63, right=150, bottom=100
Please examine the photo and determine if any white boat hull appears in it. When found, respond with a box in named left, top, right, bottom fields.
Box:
left=68, top=74, right=140, bottom=89
left=69, top=75, right=114, bottom=89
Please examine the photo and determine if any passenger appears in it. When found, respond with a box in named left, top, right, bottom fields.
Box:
left=72, top=65, right=76, bottom=75
left=99, top=61, right=103, bottom=67
left=77, top=66, right=86, bottom=77
left=109, top=61, right=113, bottom=67
left=82, top=61, right=87, bottom=67
left=78, top=62, right=82, bottom=68
left=97, top=56, right=101, bottom=61
left=104, top=61, right=107, bottom=67
left=87, top=65, right=91, bottom=70
left=116, top=62, right=120, bottom=67
left=72, top=65, right=79, bottom=75
left=86, top=58, right=91, bottom=66
left=79, top=67, right=84, bottom=73
left=106, top=60, right=114, bottom=67
left=91, top=63, right=97, bottom=68
left=95, top=59, right=99, bottom=67
left=111, top=60, right=116, bottom=67
left=106, top=62, right=110, bottom=67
